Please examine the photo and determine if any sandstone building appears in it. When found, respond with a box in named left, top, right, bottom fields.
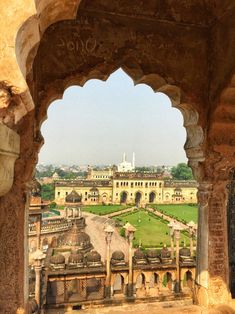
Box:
left=54, top=170, right=198, bottom=206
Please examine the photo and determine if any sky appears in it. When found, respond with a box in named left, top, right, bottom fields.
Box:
left=39, top=69, right=187, bottom=166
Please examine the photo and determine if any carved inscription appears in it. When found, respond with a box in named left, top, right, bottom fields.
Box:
left=57, top=36, right=97, bottom=54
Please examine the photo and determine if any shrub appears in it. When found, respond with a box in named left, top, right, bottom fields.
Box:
left=119, top=228, right=125, bottom=237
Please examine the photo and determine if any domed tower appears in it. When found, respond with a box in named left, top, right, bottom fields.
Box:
left=65, top=189, right=82, bottom=204
left=65, top=190, right=85, bottom=229
left=160, top=245, right=173, bottom=264
left=67, top=252, right=84, bottom=269
left=111, top=251, right=126, bottom=266
left=29, top=178, right=48, bottom=213
left=49, top=254, right=66, bottom=270
left=29, top=177, right=48, bottom=253
left=146, top=249, right=161, bottom=264
left=179, top=245, right=194, bottom=264
left=133, top=248, right=147, bottom=265
left=61, top=223, right=93, bottom=253
left=86, top=250, right=103, bottom=267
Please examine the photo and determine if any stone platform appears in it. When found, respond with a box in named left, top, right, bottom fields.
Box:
left=46, top=302, right=235, bottom=314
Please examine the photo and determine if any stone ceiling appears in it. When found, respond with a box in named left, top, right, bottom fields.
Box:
left=78, top=0, right=235, bottom=27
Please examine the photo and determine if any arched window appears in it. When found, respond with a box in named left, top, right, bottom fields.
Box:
left=184, top=270, right=193, bottom=289
left=136, top=273, right=145, bottom=289
left=162, top=272, right=173, bottom=290
left=113, top=274, right=124, bottom=294
left=149, top=273, right=159, bottom=288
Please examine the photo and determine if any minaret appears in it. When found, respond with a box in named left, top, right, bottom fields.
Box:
left=132, top=152, right=135, bottom=169
left=122, top=152, right=126, bottom=162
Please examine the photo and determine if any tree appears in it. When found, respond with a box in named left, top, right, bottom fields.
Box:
left=171, top=163, right=194, bottom=180
left=41, top=183, right=55, bottom=201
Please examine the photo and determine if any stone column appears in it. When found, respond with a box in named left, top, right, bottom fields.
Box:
left=124, top=223, right=136, bottom=298
left=168, top=221, right=175, bottom=259
left=36, top=215, right=42, bottom=250
left=33, top=250, right=46, bottom=309
left=104, top=225, right=114, bottom=298
left=34, top=263, right=41, bottom=308
left=174, top=223, right=183, bottom=293
left=195, top=183, right=211, bottom=303
left=187, top=221, right=195, bottom=257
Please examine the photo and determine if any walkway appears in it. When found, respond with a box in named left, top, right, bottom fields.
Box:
left=146, top=207, right=189, bottom=230
left=83, top=212, right=129, bottom=260
left=104, top=206, right=136, bottom=218
left=105, top=206, right=190, bottom=231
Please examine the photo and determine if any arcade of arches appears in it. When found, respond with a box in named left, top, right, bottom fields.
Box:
left=1, top=1, right=235, bottom=313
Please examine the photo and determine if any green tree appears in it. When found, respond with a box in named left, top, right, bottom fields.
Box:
left=171, top=163, right=194, bottom=180
left=41, top=183, right=55, bottom=201
left=135, top=166, right=153, bottom=172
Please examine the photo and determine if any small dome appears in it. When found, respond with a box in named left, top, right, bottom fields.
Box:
left=65, top=190, right=82, bottom=203
left=68, top=252, right=84, bottom=263
left=90, top=187, right=99, bottom=192
left=146, top=249, right=158, bottom=258
left=161, top=247, right=171, bottom=258
left=86, top=251, right=101, bottom=263
left=134, top=249, right=145, bottom=259
left=50, top=254, right=65, bottom=265
left=112, top=250, right=125, bottom=261
left=179, top=247, right=191, bottom=257
left=62, top=224, right=91, bottom=249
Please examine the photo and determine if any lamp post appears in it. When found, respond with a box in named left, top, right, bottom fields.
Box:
left=35, top=215, right=42, bottom=250
left=124, top=223, right=136, bottom=298
left=168, top=220, right=175, bottom=259
left=187, top=221, right=195, bottom=257
left=32, top=249, right=46, bottom=309
left=104, top=224, right=114, bottom=298
left=173, top=223, right=183, bottom=293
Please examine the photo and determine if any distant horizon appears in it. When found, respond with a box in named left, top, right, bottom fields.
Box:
left=39, top=69, right=187, bottom=165
left=37, top=161, right=184, bottom=168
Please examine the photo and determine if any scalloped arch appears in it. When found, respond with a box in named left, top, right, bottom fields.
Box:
left=35, top=67, right=205, bottom=181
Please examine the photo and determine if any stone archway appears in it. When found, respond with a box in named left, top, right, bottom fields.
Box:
left=2, top=1, right=235, bottom=312
left=120, top=191, right=128, bottom=204
left=149, top=192, right=156, bottom=203
left=135, top=192, right=142, bottom=206
left=0, top=10, right=207, bottom=311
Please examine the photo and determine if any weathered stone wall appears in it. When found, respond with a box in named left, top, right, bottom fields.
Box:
left=0, top=1, right=235, bottom=312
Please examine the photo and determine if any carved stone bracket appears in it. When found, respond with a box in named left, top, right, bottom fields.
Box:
left=0, top=124, right=20, bottom=196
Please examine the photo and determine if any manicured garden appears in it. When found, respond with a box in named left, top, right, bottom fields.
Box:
left=82, top=204, right=131, bottom=215
left=149, top=204, right=198, bottom=224
left=115, top=210, right=190, bottom=248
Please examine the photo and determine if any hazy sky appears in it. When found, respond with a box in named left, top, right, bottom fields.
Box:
left=39, top=69, right=187, bottom=166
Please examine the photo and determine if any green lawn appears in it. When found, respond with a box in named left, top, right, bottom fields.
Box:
left=82, top=204, right=131, bottom=215
left=149, top=204, right=198, bottom=224
left=115, top=210, right=190, bottom=248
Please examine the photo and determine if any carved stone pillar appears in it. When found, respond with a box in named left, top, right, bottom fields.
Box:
left=104, top=225, right=114, bottom=299
left=195, top=181, right=231, bottom=306
left=0, top=184, right=29, bottom=313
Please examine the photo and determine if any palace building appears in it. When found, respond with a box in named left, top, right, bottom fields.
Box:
left=54, top=169, right=198, bottom=206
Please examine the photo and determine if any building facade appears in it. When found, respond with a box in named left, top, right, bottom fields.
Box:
left=54, top=171, right=198, bottom=206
